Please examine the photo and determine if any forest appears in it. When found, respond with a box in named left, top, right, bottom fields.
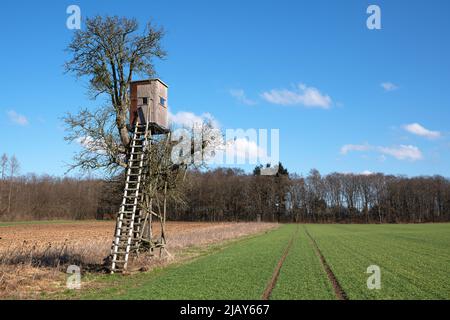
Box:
left=1, top=153, right=449, bottom=223
left=175, top=166, right=450, bottom=223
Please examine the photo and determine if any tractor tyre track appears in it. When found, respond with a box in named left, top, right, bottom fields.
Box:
left=303, top=226, right=348, bottom=300
left=261, top=226, right=299, bottom=300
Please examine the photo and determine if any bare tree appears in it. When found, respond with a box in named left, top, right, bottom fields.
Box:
left=0, top=154, right=7, bottom=216
left=357, top=175, right=374, bottom=223
left=1, top=154, right=8, bottom=180
left=341, top=174, right=359, bottom=222
left=326, top=173, right=344, bottom=221
left=63, top=16, right=166, bottom=172
left=7, top=155, right=20, bottom=215
left=371, top=173, right=386, bottom=223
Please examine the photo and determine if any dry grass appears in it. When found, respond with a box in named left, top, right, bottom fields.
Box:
left=0, top=221, right=277, bottom=299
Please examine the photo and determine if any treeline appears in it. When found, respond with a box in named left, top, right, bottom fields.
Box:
left=171, top=166, right=450, bottom=223
left=0, top=174, right=107, bottom=221
left=1, top=152, right=450, bottom=223
left=0, top=153, right=121, bottom=221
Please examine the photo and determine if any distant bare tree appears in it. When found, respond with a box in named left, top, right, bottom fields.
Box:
left=325, top=173, right=344, bottom=221
left=0, top=154, right=8, bottom=216
left=1, top=154, right=8, bottom=180
left=370, top=174, right=386, bottom=223
left=357, top=175, right=374, bottom=223
left=341, top=174, right=358, bottom=222
left=7, top=155, right=20, bottom=215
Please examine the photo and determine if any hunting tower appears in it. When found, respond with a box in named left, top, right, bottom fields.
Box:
left=129, top=79, right=169, bottom=133
left=111, top=79, right=171, bottom=273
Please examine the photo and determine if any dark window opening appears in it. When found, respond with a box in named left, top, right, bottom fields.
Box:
left=160, top=97, right=166, bottom=107
left=142, top=97, right=148, bottom=105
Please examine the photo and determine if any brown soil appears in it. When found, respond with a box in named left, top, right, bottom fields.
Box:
left=0, top=221, right=224, bottom=248
left=0, top=220, right=277, bottom=299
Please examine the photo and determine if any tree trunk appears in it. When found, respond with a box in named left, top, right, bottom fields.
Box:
left=7, top=182, right=12, bottom=215
left=117, top=108, right=130, bottom=148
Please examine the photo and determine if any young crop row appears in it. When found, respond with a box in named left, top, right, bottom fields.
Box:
left=79, top=225, right=296, bottom=299
left=270, top=227, right=335, bottom=299
left=305, top=224, right=450, bottom=299
left=72, top=223, right=450, bottom=300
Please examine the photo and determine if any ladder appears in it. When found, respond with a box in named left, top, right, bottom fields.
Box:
left=111, top=123, right=150, bottom=273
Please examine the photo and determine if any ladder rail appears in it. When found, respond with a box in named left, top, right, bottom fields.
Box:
left=111, top=120, right=152, bottom=273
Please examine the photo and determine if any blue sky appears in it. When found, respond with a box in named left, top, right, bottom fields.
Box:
left=0, top=0, right=449, bottom=177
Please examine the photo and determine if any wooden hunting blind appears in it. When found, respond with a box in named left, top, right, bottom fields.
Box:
left=111, top=79, right=171, bottom=273
left=129, top=79, right=169, bottom=134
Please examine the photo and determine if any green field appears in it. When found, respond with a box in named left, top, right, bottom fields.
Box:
left=70, top=223, right=450, bottom=300
left=305, top=224, right=450, bottom=299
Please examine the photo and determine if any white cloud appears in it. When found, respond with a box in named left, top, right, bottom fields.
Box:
left=340, top=143, right=371, bottom=155
left=7, top=110, right=29, bottom=126
left=340, top=170, right=374, bottom=176
left=200, top=135, right=273, bottom=166
left=169, top=111, right=219, bottom=129
left=381, top=82, right=398, bottom=91
left=225, top=137, right=267, bottom=162
left=229, top=89, right=257, bottom=106
left=377, top=145, right=423, bottom=161
left=261, top=83, right=332, bottom=109
left=403, top=123, right=441, bottom=139
left=341, top=143, right=423, bottom=161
